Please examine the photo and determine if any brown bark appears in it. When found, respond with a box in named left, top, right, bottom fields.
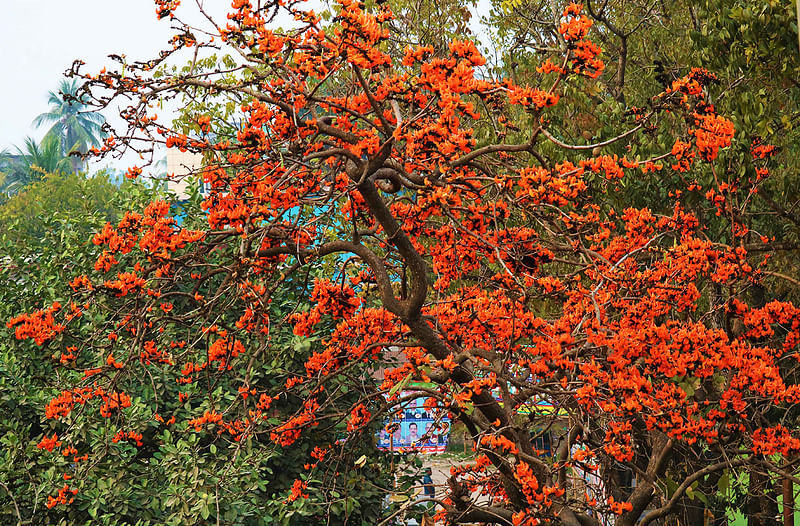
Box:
left=746, top=469, right=779, bottom=526
left=784, top=469, right=794, bottom=526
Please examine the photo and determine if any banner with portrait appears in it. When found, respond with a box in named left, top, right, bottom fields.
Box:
left=376, top=389, right=450, bottom=453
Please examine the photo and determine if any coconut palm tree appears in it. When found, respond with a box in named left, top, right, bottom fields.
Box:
left=32, top=79, right=105, bottom=174
left=0, top=135, right=71, bottom=196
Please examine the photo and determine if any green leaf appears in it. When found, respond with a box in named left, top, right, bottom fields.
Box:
left=718, top=472, right=730, bottom=493
left=389, top=373, right=412, bottom=397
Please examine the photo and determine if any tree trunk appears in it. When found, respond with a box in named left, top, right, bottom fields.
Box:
left=746, top=470, right=779, bottom=526
left=783, top=472, right=794, bottom=526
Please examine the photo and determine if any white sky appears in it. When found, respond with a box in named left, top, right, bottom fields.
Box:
left=0, top=0, right=492, bottom=170
left=0, top=0, right=237, bottom=170
left=1, top=1, right=173, bottom=150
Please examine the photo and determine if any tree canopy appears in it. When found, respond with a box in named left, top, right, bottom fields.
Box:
left=32, top=78, right=106, bottom=175
left=7, top=1, right=800, bottom=525
left=0, top=135, right=72, bottom=196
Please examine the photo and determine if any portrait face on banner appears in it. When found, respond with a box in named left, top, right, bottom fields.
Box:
left=407, top=422, right=419, bottom=444
left=378, top=427, right=390, bottom=447
left=393, top=425, right=402, bottom=445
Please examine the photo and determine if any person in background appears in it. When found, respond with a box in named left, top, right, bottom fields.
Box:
left=422, top=467, right=435, bottom=499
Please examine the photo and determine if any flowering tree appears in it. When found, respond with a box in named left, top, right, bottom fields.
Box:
left=12, top=0, right=800, bottom=524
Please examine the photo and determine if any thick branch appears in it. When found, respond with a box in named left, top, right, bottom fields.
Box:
left=638, top=457, right=750, bottom=526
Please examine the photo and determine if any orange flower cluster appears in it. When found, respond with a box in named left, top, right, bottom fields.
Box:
left=291, top=279, right=361, bottom=337
left=37, top=433, right=62, bottom=452
left=68, top=275, right=94, bottom=292
left=7, top=302, right=64, bottom=346
left=511, top=460, right=563, bottom=511
left=559, top=3, right=591, bottom=41
left=286, top=479, right=309, bottom=503
left=154, top=413, right=176, bottom=426
left=99, top=390, right=132, bottom=418
left=103, top=272, right=147, bottom=297
left=507, top=84, right=559, bottom=109
left=690, top=112, right=735, bottom=161
left=45, top=387, right=96, bottom=419
left=670, top=139, right=695, bottom=172
left=208, top=337, right=246, bottom=371
left=187, top=410, right=224, bottom=432
left=270, top=399, right=320, bottom=447
left=608, top=496, right=634, bottom=515
left=752, top=426, right=800, bottom=456
left=751, top=138, right=777, bottom=159
left=92, top=201, right=204, bottom=273
left=140, top=339, right=173, bottom=366
left=112, top=429, right=144, bottom=447
left=346, top=403, right=371, bottom=432
left=138, top=201, right=205, bottom=258
left=559, top=3, right=604, bottom=78
left=480, top=434, right=519, bottom=455
left=579, top=155, right=638, bottom=180
left=154, top=0, right=179, bottom=19
left=304, top=308, right=400, bottom=377
left=46, top=483, right=78, bottom=509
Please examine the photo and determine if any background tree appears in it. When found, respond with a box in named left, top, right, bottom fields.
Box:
left=32, top=78, right=105, bottom=175
left=0, top=171, right=128, bottom=526
left=0, top=135, right=72, bottom=196
left=0, top=173, right=394, bottom=525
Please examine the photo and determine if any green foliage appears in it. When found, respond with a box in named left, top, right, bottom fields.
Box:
left=0, top=172, right=393, bottom=524
left=0, top=171, right=118, bottom=247
left=0, top=135, right=73, bottom=196
left=0, top=174, right=150, bottom=525
left=386, top=0, right=477, bottom=53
